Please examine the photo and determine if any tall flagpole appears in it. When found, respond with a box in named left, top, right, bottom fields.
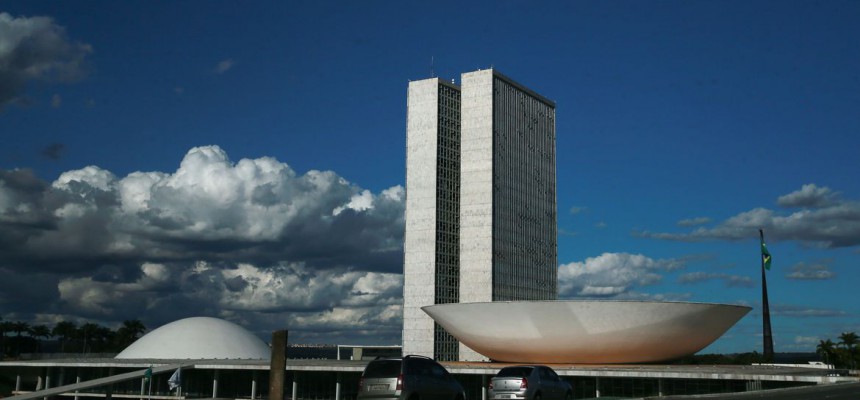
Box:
left=760, top=229, right=774, bottom=361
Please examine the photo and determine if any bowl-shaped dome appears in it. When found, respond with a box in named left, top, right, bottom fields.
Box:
left=423, top=300, right=751, bottom=364
left=116, top=317, right=270, bottom=360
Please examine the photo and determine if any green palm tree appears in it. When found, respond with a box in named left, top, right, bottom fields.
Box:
left=11, top=321, right=30, bottom=337
left=52, top=321, right=77, bottom=352
left=10, top=321, right=30, bottom=356
left=78, top=323, right=101, bottom=354
left=838, top=332, right=858, bottom=369
left=115, top=320, right=147, bottom=351
left=0, top=319, right=12, bottom=358
left=92, top=325, right=114, bottom=353
left=816, top=339, right=836, bottom=365
left=29, top=325, right=52, bottom=352
left=839, top=332, right=858, bottom=348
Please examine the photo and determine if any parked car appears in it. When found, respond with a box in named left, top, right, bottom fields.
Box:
left=357, top=355, right=466, bottom=400
left=488, top=365, right=572, bottom=400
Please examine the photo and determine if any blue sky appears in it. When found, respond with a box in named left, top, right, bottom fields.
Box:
left=1, top=0, right=858, bottom=354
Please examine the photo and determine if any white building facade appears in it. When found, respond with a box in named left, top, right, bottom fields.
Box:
left=404, top=70, right=557, bottom=362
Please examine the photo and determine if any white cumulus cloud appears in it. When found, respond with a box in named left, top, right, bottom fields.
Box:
left=0, top=145, right=406, bottom=343
left=636, top=184, right=860, bottom=248
left=558, top=252, right=685, bottom=298
left=777, top=184, right=838, bottom=208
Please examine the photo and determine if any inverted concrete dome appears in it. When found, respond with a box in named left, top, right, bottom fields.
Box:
left=423, top=300, right=751, bottom=364
left=115, top=317, right=270, bottom=360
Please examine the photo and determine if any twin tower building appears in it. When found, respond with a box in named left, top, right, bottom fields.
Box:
left=403, top=69, right=558, bottom=361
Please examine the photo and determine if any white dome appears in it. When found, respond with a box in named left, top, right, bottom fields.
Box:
left=115, top=317, right=271, bottom=360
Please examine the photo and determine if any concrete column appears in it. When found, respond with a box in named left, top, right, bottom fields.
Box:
left=251, top=372, right=258, bottom=399
left=595, top=377, right=600, bottom=398
left=335, top=373, right=341, bottom=400
left=43, top=368, right=51, bottom=400
left=658, top=378, right=664, bottom=397
left=106, top=368, right=114, bottom=400
left=36, top=376, right=43, bottom=391
left=212, top=370, right=219, bottom=398
left=269, top=330, right=288, bottom=400
left=15, top=375, right=21, bottom=393
left=291, top=376, right=298, bottom=400
left=140, top=377, right=145, bottom=400
left=481, top=375, right=487, bottom=400
left=75, top=374, right=81, bottom=400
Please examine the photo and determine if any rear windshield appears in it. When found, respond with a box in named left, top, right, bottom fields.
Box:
left=496, top=367, right=532, bottom=378
left=363, top=360, right=402, bottom=378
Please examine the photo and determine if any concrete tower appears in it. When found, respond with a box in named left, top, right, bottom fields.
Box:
left=403, top=77, right=462, bottom=361
left=403, top=69, right=556, bottom=362
left=458, top=69, right=557, bottom=360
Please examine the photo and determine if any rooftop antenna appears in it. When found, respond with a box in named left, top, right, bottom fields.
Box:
left=430, top=56, right=436, bottom=78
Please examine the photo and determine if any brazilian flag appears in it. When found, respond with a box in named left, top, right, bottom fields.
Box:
left=761, top=240, right=772, bottom=270
left=144, top=367, right=152, bottom=383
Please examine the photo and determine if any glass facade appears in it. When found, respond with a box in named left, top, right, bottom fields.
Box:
left=434, top=82, right=461, bottom=361
left=491, top=75, right=557, bottom=301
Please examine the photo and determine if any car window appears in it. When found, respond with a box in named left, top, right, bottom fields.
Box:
left=497, top=367, right=532, bottom=378
left=364, top=360, right=401, bottom=378
left=538, top=367, right=560, bottom=381
left=430, top=362, right=447, bottom=378
left=408, top=358, right=433, bottom=376
left=403, top=359, right=416, bottom=375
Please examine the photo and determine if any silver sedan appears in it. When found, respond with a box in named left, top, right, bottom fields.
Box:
left=488, top=365, right=572, bottom=400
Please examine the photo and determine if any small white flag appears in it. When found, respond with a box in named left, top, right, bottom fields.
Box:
left=168, top=368, right=181, bottom=391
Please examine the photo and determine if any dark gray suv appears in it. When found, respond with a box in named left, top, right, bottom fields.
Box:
left=357, top=355, right=465, bottom=400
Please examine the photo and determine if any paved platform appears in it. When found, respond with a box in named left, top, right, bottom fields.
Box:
left=445, top=361, right=855, bottom=384
left=3, top=358, right=854, bottom=384
left=643, top=381, right=860, bottom=399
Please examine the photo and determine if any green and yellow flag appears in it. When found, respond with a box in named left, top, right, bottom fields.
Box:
left=144, top=366, right=152, bottom=382
left=761, top=239, right=772, bottom=270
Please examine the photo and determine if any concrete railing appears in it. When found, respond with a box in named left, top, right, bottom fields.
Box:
left=5, top=364, right=185, bottom=400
